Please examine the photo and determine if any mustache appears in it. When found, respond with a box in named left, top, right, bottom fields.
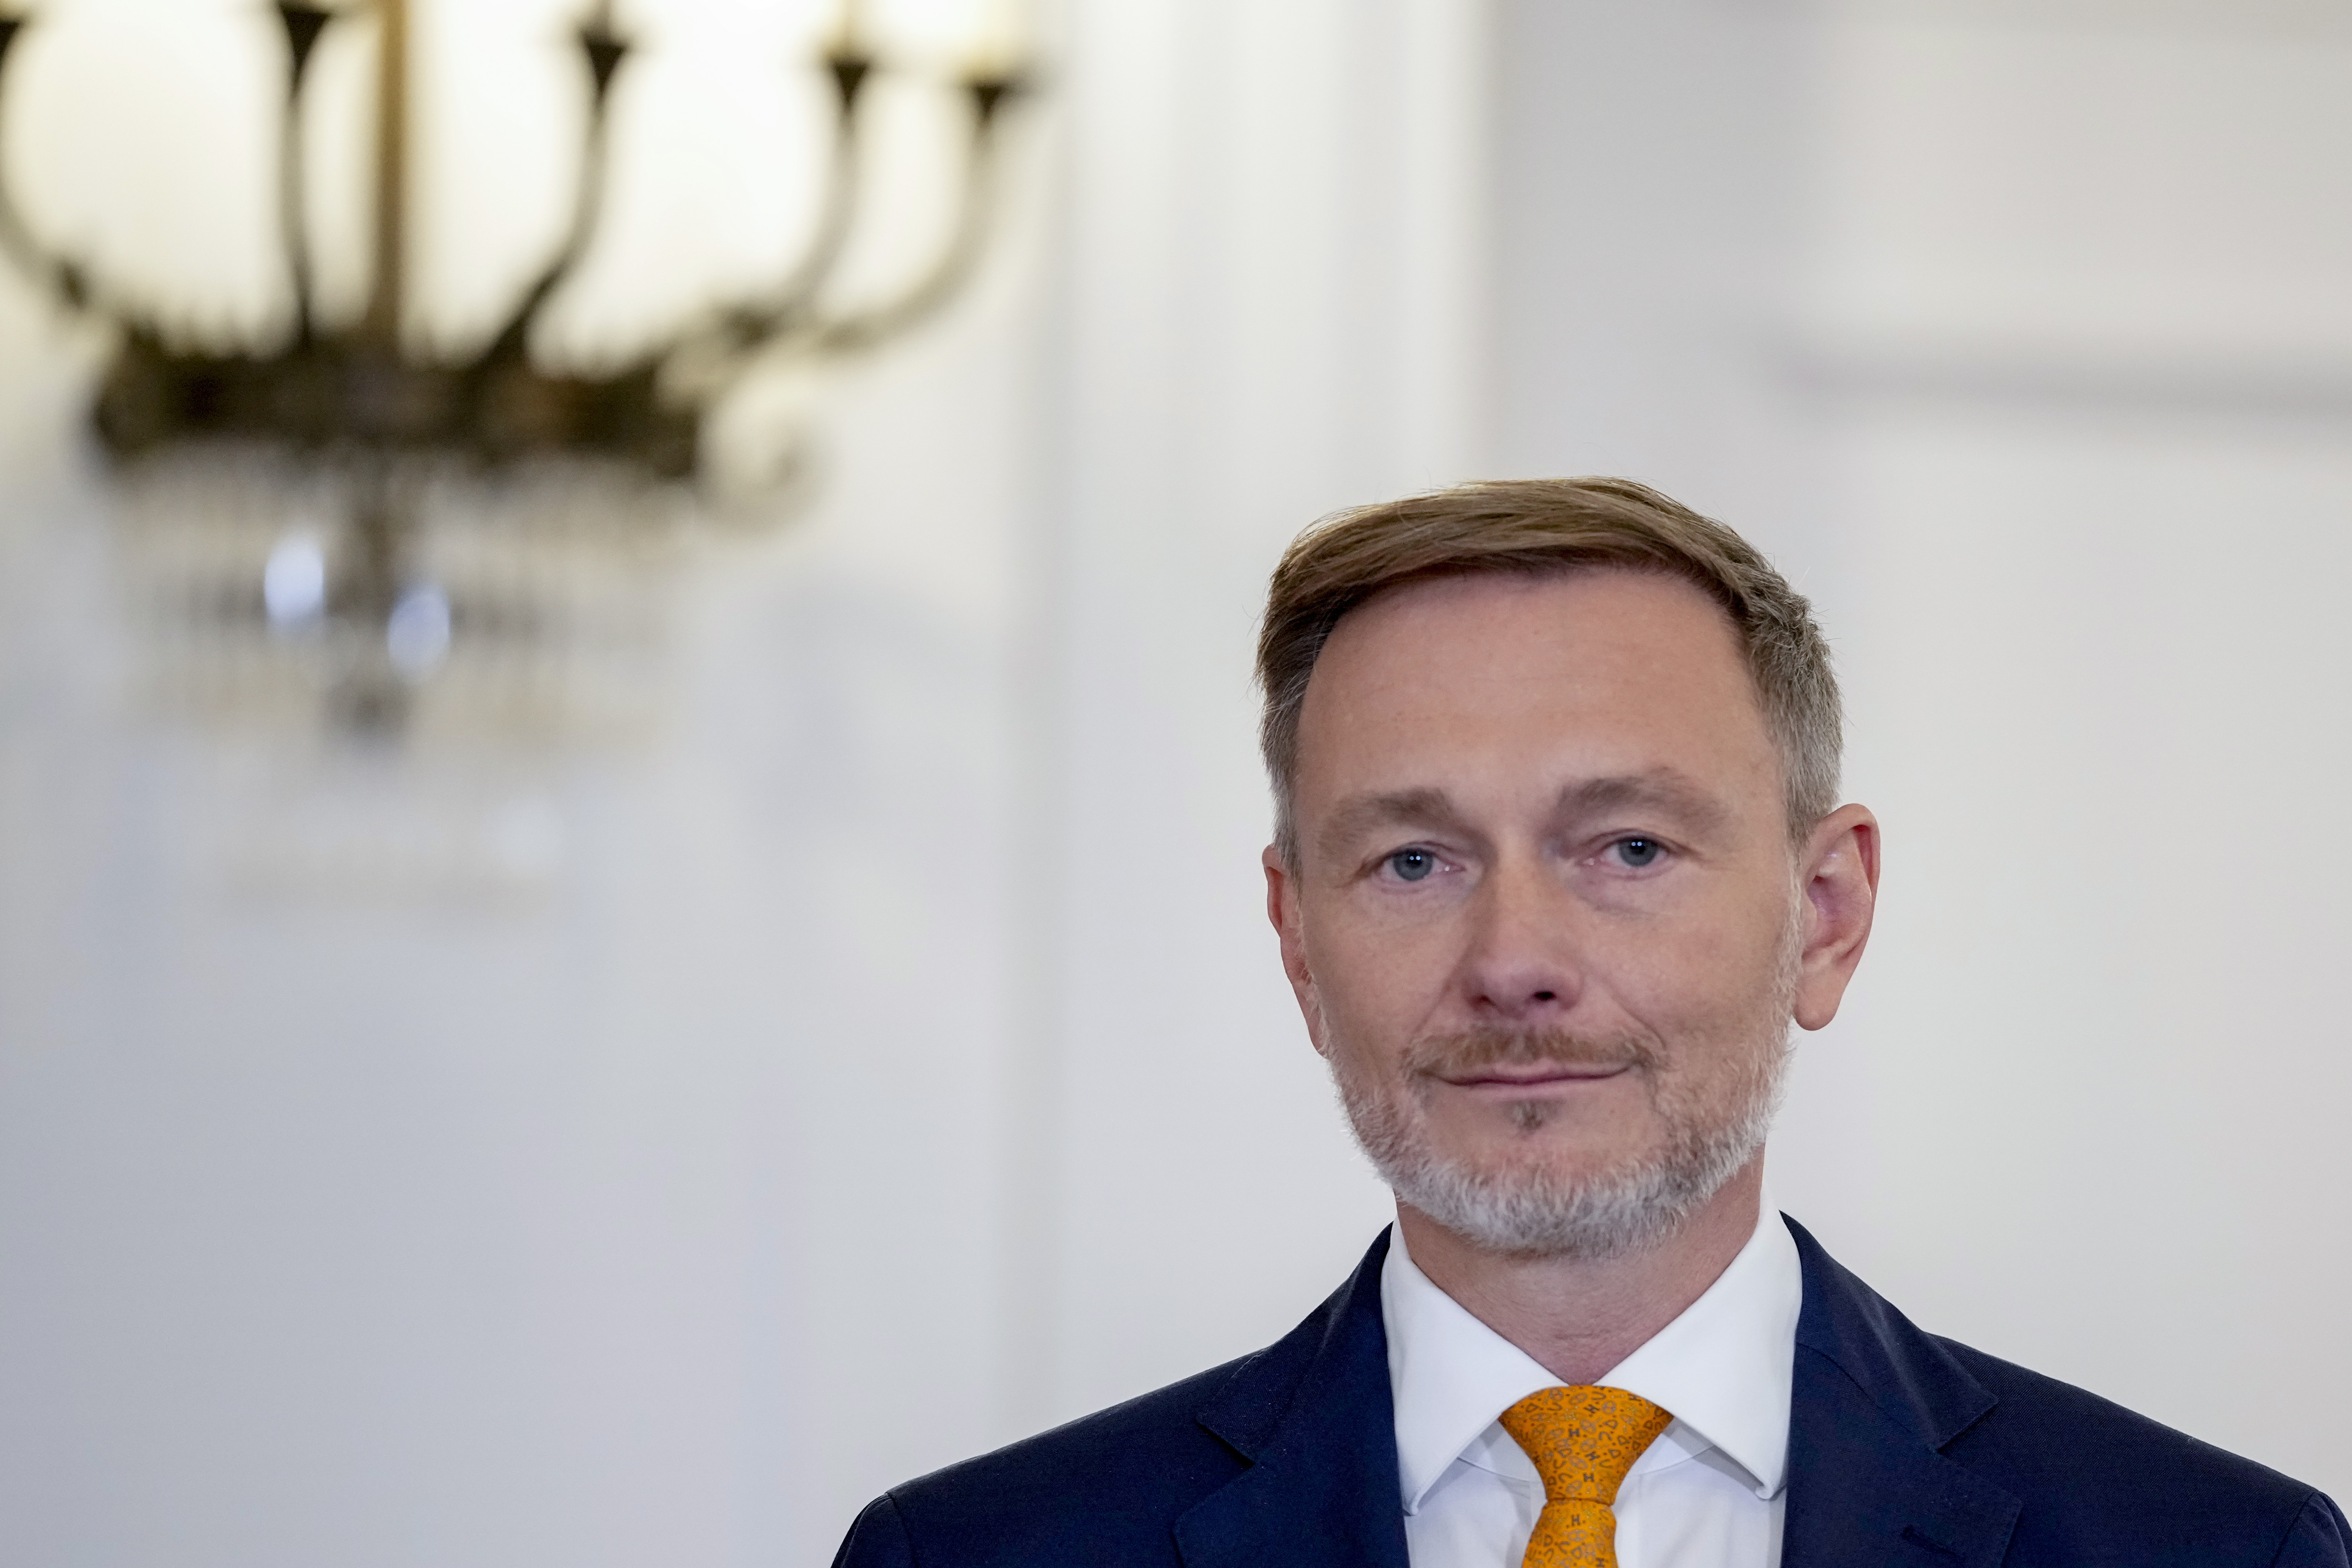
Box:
left=1404, top=1027, right=1664, bottom=1080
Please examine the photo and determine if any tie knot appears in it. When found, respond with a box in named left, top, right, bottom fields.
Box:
left=1498, top=1386, right=1674, bottom=1506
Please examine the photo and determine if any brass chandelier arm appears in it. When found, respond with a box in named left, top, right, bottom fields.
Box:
left=274, top=4, right=336, bottom=348
left=464, top=15, right=631, bottom=375
left=804, top=72, right=1018, bottom=357
left=651, top=45, right=875, bottom=404
left=670, top=68, right=1022, bottom=404
left=719, top=47, right=873, bottom=351
left=0, top=12, right=90, bottom=313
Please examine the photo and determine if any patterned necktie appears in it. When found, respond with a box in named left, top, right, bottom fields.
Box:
left=1497, top=1385, right=1675, bottom=1568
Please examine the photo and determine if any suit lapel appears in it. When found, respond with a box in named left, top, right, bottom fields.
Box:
left=1174, top=1231, right=1412, bottom=1568
left=1781, top=1217, right=2021, bottom=1568
left=1785, top=1341, right=2021, bottom=1566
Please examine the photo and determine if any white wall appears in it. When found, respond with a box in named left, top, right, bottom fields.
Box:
left=1493, top=0, right=2352, bottom=1500
left=1789, top=2, right=2352, bottom=1500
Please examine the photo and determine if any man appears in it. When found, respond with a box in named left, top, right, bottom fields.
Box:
left=833, top=478, right=2348, bottom=1567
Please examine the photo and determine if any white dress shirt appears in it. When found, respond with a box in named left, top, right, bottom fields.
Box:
left=1380, top=1194, right=1803, bottom=1568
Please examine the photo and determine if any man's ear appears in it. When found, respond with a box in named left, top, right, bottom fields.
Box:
left=1263, top=845, right=1328, bottom=1054
left=1792, top=803, right=1880, bottom=1032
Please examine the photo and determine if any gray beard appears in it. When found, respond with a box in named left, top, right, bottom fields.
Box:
left=1336, top=1022, right=1790, bottom=1262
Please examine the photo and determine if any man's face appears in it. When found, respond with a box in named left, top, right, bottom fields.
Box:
left=1266, top=568, right=1868, bottom=1256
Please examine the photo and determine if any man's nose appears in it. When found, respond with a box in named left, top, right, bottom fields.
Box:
left=1457, top=854, right=1585, bottom=1022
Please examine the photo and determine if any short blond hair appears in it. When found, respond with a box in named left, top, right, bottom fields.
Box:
left=1256, top=477, right=1841, bottom=865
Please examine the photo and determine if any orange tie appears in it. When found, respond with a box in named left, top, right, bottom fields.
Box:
left=1497, top=1386, right=1674, bottom=1568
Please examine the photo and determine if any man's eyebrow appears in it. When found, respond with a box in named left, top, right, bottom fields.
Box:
left=1316, top=787, right=1472, bottom=860
left=1556, top=770, right=1732, bottom=833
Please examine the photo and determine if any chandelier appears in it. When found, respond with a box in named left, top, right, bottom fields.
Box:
left=0, top=0, right=1032, bottom=734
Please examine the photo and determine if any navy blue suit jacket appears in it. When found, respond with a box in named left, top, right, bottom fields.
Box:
left=833, top=1217, right=2348, bottom=1566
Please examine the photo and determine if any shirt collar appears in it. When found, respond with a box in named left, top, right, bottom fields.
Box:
left=1380, top=1190, right=1802, bottom=1514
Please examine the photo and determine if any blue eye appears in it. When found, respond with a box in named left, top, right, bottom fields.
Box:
left=1387, top=849, right=1437, bottom=882
left=1612, top=837, right=1663, bottom=869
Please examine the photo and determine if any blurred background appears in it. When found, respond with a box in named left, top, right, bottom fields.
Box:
left=0, top=0, right=2347, bottom=1562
